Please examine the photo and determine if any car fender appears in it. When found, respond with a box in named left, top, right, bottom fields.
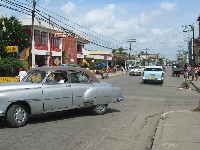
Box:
left=83, top=87, right=123, bottom=105
left=0, top=88, right=44, bottom=115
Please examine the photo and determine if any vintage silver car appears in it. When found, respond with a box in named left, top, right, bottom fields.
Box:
left=0, top=66, right=124, bottom=127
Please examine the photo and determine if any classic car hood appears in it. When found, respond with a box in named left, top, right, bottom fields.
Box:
left=0, top=82, right=42, bottom=92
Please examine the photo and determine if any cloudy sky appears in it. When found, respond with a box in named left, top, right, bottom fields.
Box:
left=0, top=0, right=200, bottom=60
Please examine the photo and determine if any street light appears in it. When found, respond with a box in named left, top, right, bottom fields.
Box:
left=183, top=25, right=195, bottom=65
left=126, top=39, right=136, bottom=60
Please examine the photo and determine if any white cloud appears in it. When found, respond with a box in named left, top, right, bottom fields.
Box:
left=151, top=28, right=172, bottom=35
left=83, top=4, right=116, bottom=25
left=160, top=2, right=176, bottom=11
left=61, top=2, right=76, bottom=15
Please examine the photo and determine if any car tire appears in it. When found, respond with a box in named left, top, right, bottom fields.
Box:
left=160, top=81, right=163, bottom=85
left=92, top=104, right=108, bottom=115
left=143, top=80, right=147, bottom=84
left=7, top=104, right=28, bottom=128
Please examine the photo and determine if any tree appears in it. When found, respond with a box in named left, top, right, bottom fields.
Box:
left=0, top=16, right=30, bottom=59
left=140, top=51, right=145, bottom=54
left=112, top=47, right=128, bottom=55
left=0, top=16, right=30, bottom=76
left=112, top=49, right=116, bottom=54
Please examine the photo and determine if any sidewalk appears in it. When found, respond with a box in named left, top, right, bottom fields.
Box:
left=100, top=71, right=200, bottom=149
left=152, top=110, right=200, bottom=150
left=152, top=79, right=200, bottom=150
left=94, top=70, right=126, bottom=79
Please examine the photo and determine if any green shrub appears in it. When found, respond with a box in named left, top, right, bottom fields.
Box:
left=0, top=58, right=25, bottom=76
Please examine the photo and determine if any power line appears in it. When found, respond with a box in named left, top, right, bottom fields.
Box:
left=0, top=0, right=121, bottom=49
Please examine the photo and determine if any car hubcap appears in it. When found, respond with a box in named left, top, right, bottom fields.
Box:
left=96, top=105, right=105, bottom=112
left=14, top=107, right=26, bottom=123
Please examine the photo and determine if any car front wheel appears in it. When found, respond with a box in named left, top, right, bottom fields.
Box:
left=7, top=104, right=28, bottom=128
left=92, top=104, right=108, bottom=115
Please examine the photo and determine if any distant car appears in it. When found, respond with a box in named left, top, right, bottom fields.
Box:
left=142, top=66, right=165, bottom=84
left=0, top=66, right=124, bottom=128
left=129, top=66, right=144, bottom=76
left=172, top=62, right=183, bottom=76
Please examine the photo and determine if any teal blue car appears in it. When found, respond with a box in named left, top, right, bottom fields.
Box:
left=142, top=66, right=165, bottom=84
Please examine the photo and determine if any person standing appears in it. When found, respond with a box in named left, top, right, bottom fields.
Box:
left=190, top=65, right=195, bottom=81
left=18, top=67, right=27, bottom=81
left=194, top=66, right=199, bottom=81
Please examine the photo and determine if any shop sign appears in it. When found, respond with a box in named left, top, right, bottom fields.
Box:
left=77, top=54, right=84, bottom=58
left=55, top=32, right=67, bottom=38
left=6, top=46, right=18, bottom=53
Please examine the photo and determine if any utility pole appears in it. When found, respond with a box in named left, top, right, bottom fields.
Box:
left=183, top=25, right=195, bottom=65
left=143, top=48, right=150, bottom=65
left=191, top=25, right=195, bottom=65
left=48, top=15, right=53, bottom=66
left=126, top=39, right=136, bottom=60
left=29, top=0, right=36, bottom=70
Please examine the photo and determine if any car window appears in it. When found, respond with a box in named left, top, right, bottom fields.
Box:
left=70, top=72, right=92, bottom=83
left=23, top=70, right=46, bottom=83
left=146, top=68, right=163, bottom=71
left=46, top=71, right=68, bottom=84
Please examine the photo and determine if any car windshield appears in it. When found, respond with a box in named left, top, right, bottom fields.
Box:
left=146, top=68, right=162, bottom=71
left=131, top=66, right=140, bottom=69
left=22, top=70, right=47, bottom=83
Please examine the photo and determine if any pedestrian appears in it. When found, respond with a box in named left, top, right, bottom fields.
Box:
left=190, top=65, right=195, bottom=81
left=194, top=66, right=199, bottom=81
left=18, top=66, right=27, bottom=81
left=107, top=65, right=110, bottom=73
left=98, top=68, right=104, bottom=79
left=182, top=72, right=190, bottom=89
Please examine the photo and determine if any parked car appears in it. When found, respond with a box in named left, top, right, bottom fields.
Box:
left=0, top=66, right=124, bottom=128
left=142, top=66, right=165, bottom=84
left=129, top=66, right=144, bottom=76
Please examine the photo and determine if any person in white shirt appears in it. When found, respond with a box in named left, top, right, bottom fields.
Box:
left=53, top=73, right=65, bottom=84
left=18, top=68, right=27, bottom=81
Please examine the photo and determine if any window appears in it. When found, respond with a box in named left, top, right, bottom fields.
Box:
left=23, top=70, right=46, bottom=83
left=34, top=30, right=40, bottom=45
left=41, top=32, right=47, bottom=46
left=70, top=72, right=91, bottom=83
left=50, top=34, right=60, bottom=48
left=46, top=71, right=68, bottom=84
left=146, top=68, right=163, bottom=71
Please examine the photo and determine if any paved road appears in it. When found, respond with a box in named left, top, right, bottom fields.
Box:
left=0, top=66, right=199, bottom=150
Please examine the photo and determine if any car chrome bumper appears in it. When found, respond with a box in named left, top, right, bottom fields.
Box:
left=117, top=97, right=124, bottom=102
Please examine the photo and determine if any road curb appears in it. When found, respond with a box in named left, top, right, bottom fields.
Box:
left=190, top=81, right=200, bottom=93
left=151, top=110, right=191, bottom=150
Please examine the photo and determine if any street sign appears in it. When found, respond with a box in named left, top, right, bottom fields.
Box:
left=54, top=58, right=61, bottom=66
left=6, top=46, right=18, bottom=53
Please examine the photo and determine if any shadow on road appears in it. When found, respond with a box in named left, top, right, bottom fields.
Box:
left=0, top=108, right=120, bottom=129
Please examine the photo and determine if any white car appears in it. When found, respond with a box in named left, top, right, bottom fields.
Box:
left=142, top=66, right=165, bottom=84
left=129, top=66, right=144, bottom=76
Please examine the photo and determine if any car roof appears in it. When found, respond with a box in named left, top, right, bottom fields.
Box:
left=33, top=66, right=100, bottom=83
left=145, top=66, right=163, bottom=68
